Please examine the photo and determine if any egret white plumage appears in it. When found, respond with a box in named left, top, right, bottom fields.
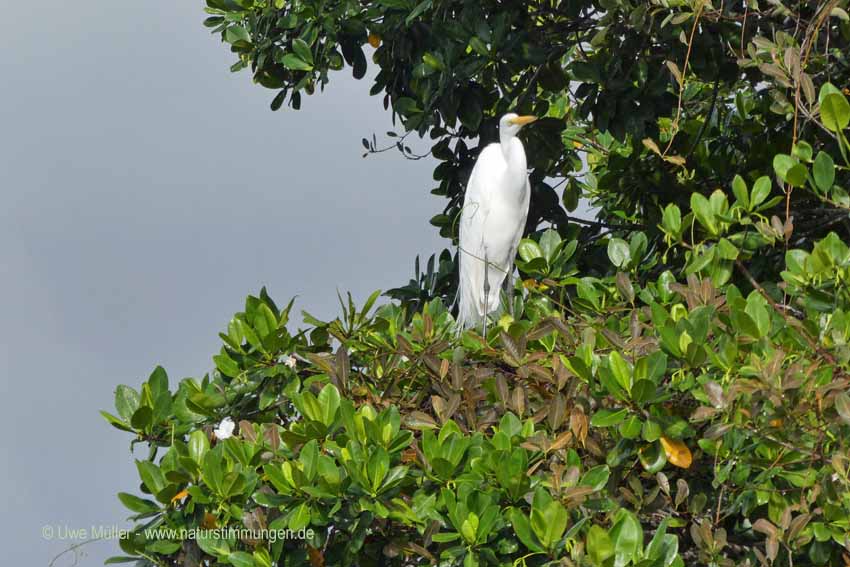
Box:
left=456, top=113, right=537, bottom=332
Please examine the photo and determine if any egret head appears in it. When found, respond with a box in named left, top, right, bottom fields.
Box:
left=499, top=113, right=537, bottom=138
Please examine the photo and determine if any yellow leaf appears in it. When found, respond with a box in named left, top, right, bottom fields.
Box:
left=367, top=34, right=381, bottom=48
left=642, top=138, right=662, bottom=155
left=572, top=140, right=583, bottom=149
left=170, top=489, right=189, bottom=504
left=660, top=436, right=692, bottom=469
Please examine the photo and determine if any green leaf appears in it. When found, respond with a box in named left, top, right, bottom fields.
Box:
left=229, top=551, right=256, bottom=567
left=731, top=175, right=748, bottom=209
left=130, top=406, right=153, bottom=431
left=587, top=525, right=615, bottom=565
left=422, top=52, right=445, bottom=71
left=532, top=501, right=567, bottom=550
left=289, top=502, right=311, bottom=531
left=750, top=176, right=772, bottom=208
left=100, top=411, right=133, bottom=433
left=745, top=292, right=771, bottom=338
left=773, top=154, right=796, bottom=182
left=607, top=238, right=631, bottom=268
left=786, top=163, right=808, bottom=187
left=661, top=204, right=682, bottom=236
left=368, top=448, right=390, bottom=491
left=539, top=229, right=561, bottom=263
left=813, top=152, right=835, bottom=192
left=821, top=92, right=850, bottom=132
left=224, top=25, right=250, bottom=45
left=579, top=465, right=611, bottom=491
left=114, top=385, right=140, bottom=422
left=608, top=351, right=632, bottom=394
left=196, top=532, right=230, bottom=557
left=282, top=53, right=313, bottom=71
left=291, top=38, right=313, bottom=65
left=202, top=451, right=225, bottom=495
left=731, top=306, right=761, bottom=338
left=189, top=430, right=210, bottom=465
left=610, top=510, right=643, bottom=565
left=508, top=508, right=544, bottom=552
left=690, top=193, right=717, bottom=235
left=317, top=383, right=341, bottom=427
left=818, top=82, right=843, bottom=105
left=136, top=460, right=166, bottom=495
left=148, top=366, right=169, bottom=399
left=591, top=408, right=629, bottom=427
left=117, top=492, right=159, bottom=514
left=619, top=415, right=643, bottom=439
left=792, top=141, right=813, bottom=162
left=518, top=240, right=543, bottom=262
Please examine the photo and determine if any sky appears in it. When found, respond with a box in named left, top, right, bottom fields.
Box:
left=0, top=1, right=443, bottom=564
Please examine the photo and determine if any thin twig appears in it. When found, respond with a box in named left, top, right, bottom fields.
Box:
left=663, top=0, right=706, bottom=156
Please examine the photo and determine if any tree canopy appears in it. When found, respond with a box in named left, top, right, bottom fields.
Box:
left=204, top=0, right=849, bottom=286
left=101, top=1, right=850, bottom=566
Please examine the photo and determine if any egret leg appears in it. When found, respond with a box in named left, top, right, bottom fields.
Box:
left=482, top=252, right=490, bottom=338
left=505, top=271, right=515, bottom=317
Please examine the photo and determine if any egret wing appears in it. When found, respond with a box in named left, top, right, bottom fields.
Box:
left=457, top=144, right=504, bottom=328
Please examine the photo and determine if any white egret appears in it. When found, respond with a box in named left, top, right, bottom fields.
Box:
left=457, top=113, right=537, bottom=332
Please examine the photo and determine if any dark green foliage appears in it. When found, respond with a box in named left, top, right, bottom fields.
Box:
left=203, top=0, right=848, bottom=285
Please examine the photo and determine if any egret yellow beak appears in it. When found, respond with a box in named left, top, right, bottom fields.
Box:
left=509, top=115, right=538, bottom=125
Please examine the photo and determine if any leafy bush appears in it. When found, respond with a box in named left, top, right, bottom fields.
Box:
left=105, top=201, right=850, bottom=566
left=102, top=1, right=850, bottom=565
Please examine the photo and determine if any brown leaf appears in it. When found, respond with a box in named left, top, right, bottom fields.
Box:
left=664, top=61, right=683, bottom=86
left=752, top=518, right=778, bottom=538
left=704, top=380, right=725, bottom=408
left=239, top=420, right=257, bottom=443
left=308, top=546, right=325, bottom=567
left=548, top=395, right=566, bottom=430
left=656, top=471, right=670, bottom=496
left=405, top=411, right=438, bottom=430
left=263, top=424, right=281, bottom=452
left=335, top=346, right=350, bottom=392
left=511, top=387, right=526, bottom=417
left=616, top=272, right=635, bottom=303
left=570, top=407, right=588, bottom=446
left=439, top=358, right=450, bottom=380
left=675, top=478, right=689, bottom=508
left=549, top=430, right=573, bottom=452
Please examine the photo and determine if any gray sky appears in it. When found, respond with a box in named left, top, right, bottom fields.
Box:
left=0, top=1, right=442, bottom=564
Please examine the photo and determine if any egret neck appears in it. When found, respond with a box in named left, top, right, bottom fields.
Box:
left=499, top=133, right=528, bottom=201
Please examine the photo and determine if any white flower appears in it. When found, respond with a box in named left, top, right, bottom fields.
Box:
left=284, top=355, right=297, bottom=369
left=213, top=417, right=235, bottom=440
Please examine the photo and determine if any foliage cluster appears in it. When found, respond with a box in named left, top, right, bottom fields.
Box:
left=202, top=0, right=850, bottom=283
left=104, top=203, right=850, bottom=566
left=100, top=0, right=850, bottom=565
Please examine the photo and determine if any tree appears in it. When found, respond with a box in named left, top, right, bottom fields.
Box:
left=101, top=1, right=850, bottom=566
left=205, top=0, right=849, bottom=294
